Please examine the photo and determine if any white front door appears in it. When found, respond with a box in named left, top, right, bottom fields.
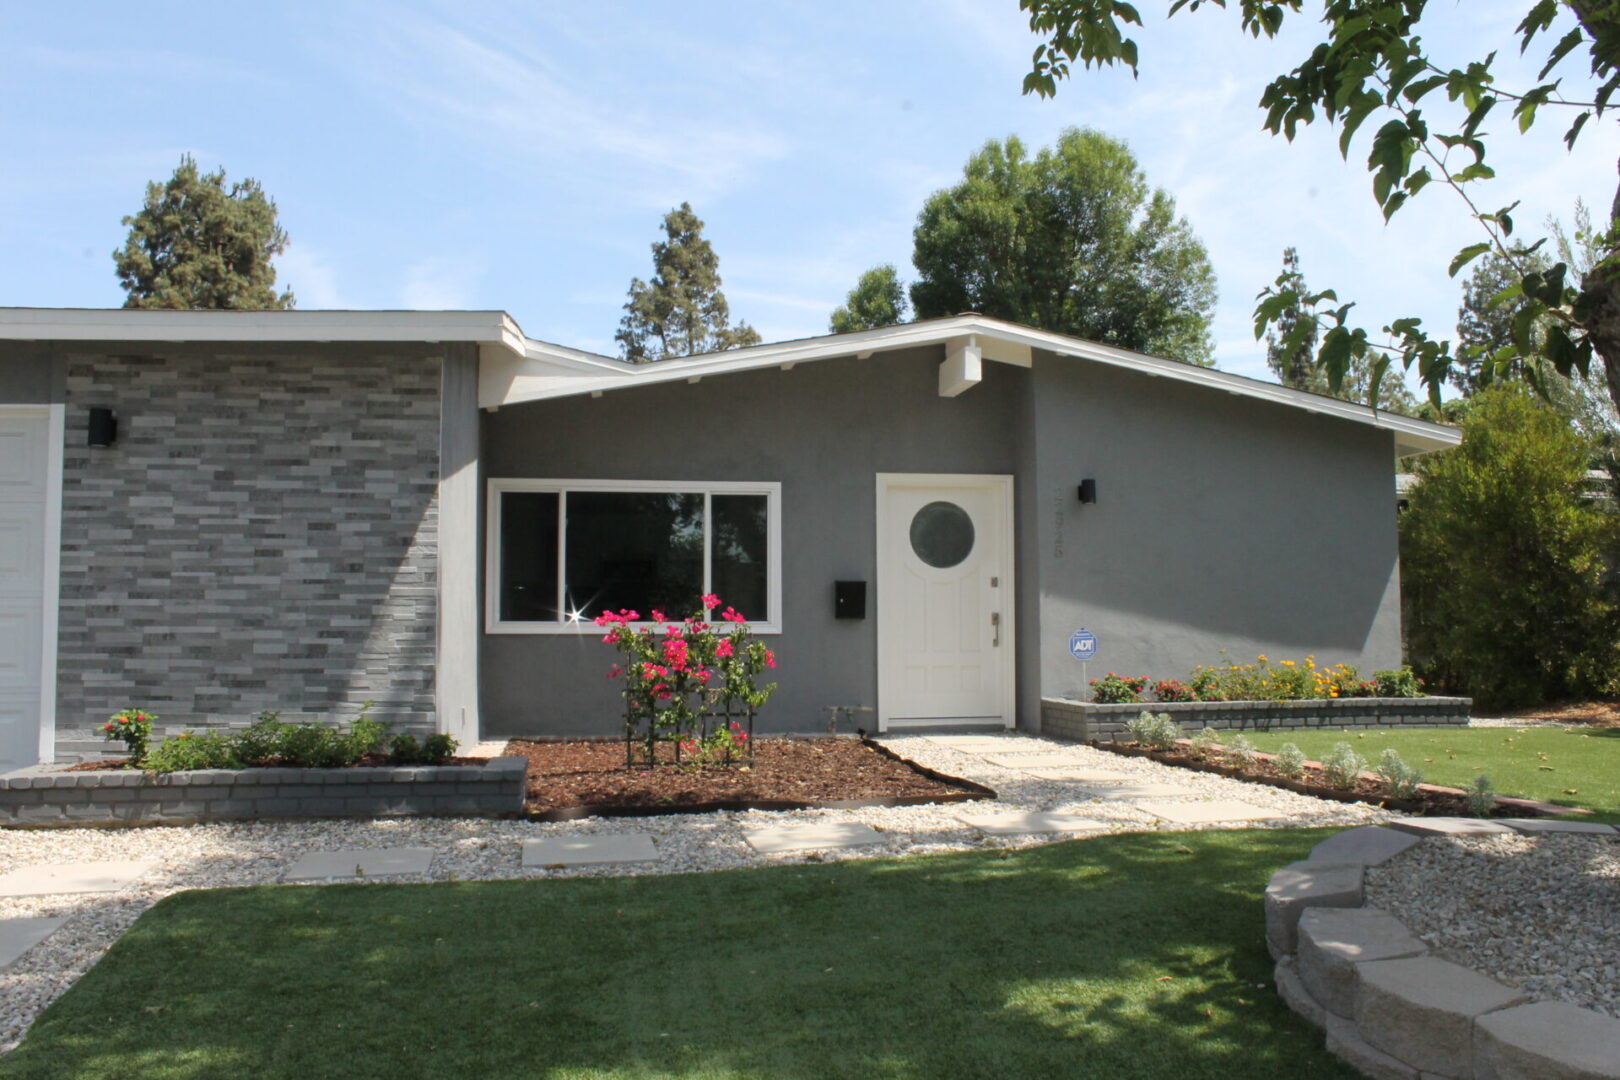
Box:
left=876, top=474, right=1014, bottom=731
left=0, top=409, right=53, bottom=770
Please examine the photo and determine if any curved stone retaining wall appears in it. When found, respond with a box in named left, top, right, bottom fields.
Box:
left=1042, top=696, right=1470, bottom=743
left=1266, top=821, right=1620, bottom=1079
left=0, top=758, right=528, bottom=827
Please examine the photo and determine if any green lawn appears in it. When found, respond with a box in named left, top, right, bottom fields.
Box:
left=0, top=830, right=1358, bottom=1080
left=1243, top=726, right=1620, bottom=822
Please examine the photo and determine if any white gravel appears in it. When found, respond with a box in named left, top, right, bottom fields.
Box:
left=1366, top=831, right=1620, bottom=1018
left=0, top=732, right=1395, bottom=1053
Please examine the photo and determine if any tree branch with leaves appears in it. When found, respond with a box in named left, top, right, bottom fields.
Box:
left=1019, top=0, right=1620, bottom=411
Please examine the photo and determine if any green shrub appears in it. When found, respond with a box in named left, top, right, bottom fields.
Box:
left=1223, top=733, right=1257, bottom=770
left=1091, top=673, right=1148, bottom=704
left=101, top=708, right=156, bottom=764
left=1372, top=667, right=1424, bottom=698
left=1375, top=748, right=1423, bottom=799
left=1189, top=725, right=1222, bottom=758
left=1321, top=742, right=1368, bottom=790
left=347, top=702, right=386, bottom=758
left=1400, top=385, right=1620, bottom=708
left=274, top=723, right=354, bottom=768
left=144, top=731, right=243, bottom=773
left=1274, top=742, right=1307, bottom=779
left=1124, top=711, right=1181, bottom=751
left=1466, top=774, right=1497, bottom=816
left=387, top=733, right=459, bottom=765
left=234, top=711, right=287, bottom=764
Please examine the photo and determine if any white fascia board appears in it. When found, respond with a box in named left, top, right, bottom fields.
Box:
left=491, top=313, right=1461, bottom=453
left=0, top=308, right=528, bottom=351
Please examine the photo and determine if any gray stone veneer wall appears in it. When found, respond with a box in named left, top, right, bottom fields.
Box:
left=55, top=350, right=442, bottom=760
left=1041, top=696, right=1471, bottom=743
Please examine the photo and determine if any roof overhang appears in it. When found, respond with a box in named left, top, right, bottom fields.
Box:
left=0, top=307, right=1461, bottom=456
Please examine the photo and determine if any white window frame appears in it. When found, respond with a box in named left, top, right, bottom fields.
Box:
left=485, top=478, right=783, bottom=635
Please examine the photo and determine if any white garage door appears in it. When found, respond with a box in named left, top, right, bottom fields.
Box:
left=0, top=409, right=51, bottom=770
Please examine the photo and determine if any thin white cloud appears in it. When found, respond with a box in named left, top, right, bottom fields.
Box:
left=400, top=258, right=484, bottom=311
left=275, top=243, right=346, bottom=309
left=320, top=4, right=790, bottom=206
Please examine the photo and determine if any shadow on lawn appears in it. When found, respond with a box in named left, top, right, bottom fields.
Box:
left=0, top=830, right=1359, bottom=1080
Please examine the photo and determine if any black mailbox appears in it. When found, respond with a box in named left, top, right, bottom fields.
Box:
left=835, top=580, right=866, bottom=619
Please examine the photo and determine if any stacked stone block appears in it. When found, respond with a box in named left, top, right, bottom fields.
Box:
left=55, top=350, right=441, bottom=759
left=1041, top=696, right=1471, bottom=743
left=1266, top=823, right=1620, bottom=1079
left=0, top=758, right=526, bottom=826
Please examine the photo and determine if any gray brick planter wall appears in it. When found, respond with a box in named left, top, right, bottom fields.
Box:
left=0, top=757, right=528, bottom=827
left=1041, top=696, right=1471, bottom=743
left=56, top=350, right=442, bottom=760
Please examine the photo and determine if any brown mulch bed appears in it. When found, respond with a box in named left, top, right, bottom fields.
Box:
left=504, top=737, right=988, bottom=818
left=1493, top=701, right=1620, bottom=728
left=63, top=755, right=490, bottom=772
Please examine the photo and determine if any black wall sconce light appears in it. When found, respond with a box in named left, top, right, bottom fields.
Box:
left=87, top=407, right=117, bottom=448
left=1077, top=478, right=1097, bottom=505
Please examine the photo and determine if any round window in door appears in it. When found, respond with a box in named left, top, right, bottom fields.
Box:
left=909, top=500, right=975, bottom=568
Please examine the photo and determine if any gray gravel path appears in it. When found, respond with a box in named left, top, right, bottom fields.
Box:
left=1366, top=831, right=1620, bottom=1018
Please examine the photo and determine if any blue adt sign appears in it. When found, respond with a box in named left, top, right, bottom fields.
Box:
left=1068, top=629, right=1098, bottom=661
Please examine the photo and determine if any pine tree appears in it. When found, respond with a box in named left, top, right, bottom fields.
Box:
left=113, top=155, right=293, bottom=310
left=1264, top=248, right=1318, bottom=389
left=1264, top=247, right=1417, bottom=414
left=615, top=203, right=760, bottom=363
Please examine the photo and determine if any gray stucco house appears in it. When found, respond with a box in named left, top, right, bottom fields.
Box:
left=0, top=308, right=1459, bottom=766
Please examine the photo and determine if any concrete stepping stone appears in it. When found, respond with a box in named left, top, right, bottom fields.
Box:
left=982, top=753, right=1090, bottom=769
left=1021, top=766, right=1136, bottom=782
left=0, top=860, right=154, bottom=898
left=1474, top=1000, right=1620, bottom=1080
left=1073, top=781, right=1200, bottom=799
left=0, top=916, right=67, bottom=969
left=1297, top=907, right=1429, bottom=1018
left=740, top=821, right=884, bottom=854
left=1264, top=860, right=1364, bottom=956
left=1308, top=825, right=1421, bottom=867
left=283, top=847, right=436, bottom=882
left=1354, top=955, right=1527, bottom=1076
left=522, top=834, right=659, bottom=867
left=1386, top=816, right=1512, bottom=838
left=952, top=810, right=1110, bottom=836
left=926, top=735, right=1025, bottom=750
left=1499, top=817, right=1617, bottom=836
left=1136, top=799, right=1283, bottom=824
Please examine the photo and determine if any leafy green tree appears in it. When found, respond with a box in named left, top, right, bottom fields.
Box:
left=1017, top=1, right=1620, bottom=411
left=1400, top=385, right=1620, bottom=707
left=908, top=128, right=1218, bottom=366
left=1266, top=247, right=1418, bottom=412
left=114, top=155, right=293, bottom=310
left=829, top=264, right=910, bottom=333
left=615, top=202, right=760, bottom=363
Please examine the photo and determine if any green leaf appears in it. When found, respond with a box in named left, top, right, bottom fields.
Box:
left=1449, top=243, right=1491, bottom=278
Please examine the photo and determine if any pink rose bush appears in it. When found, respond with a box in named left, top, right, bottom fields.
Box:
left=595, top=594, right=778, bottom=768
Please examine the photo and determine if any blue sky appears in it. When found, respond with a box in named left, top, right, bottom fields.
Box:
left=2, top=0, right=1612, bottom=386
